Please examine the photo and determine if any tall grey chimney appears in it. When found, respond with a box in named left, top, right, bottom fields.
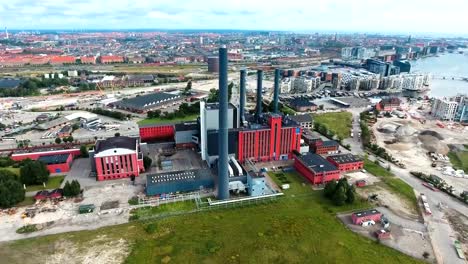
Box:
left=217, top=46, right=229, bottom=200
left=255, top=69, right=263, bottom=122
left=239, top=69, right=246, bottom=124
left=273, top=68, right=281, bottom=114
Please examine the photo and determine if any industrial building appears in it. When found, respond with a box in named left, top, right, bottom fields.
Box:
left=11, top=148, right=81, bottom=173
left=376, top=97, right=401, bottom=112
left=310, top=139, right=340, bottom=155
left=112, top=92, right=182, bottom=113
left=90, top=136, right=145, bottom=181
left=326, top=154, right=364, bottom=172
left=294, top=152, right=341, bottom=185
left=207, top=56, right=219, bottom=73
left=287, top=114, right=314, bottom=129
left=146, top=169, right=214, bottom=196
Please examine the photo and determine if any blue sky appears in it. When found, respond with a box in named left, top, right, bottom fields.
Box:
left=0, top=0, right=467, bottom=35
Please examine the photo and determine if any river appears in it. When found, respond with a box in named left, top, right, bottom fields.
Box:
left=410, top=52, right=468, bottom=97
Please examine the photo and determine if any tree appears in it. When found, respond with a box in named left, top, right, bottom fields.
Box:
left=55, top=137, right=62, bottom=144
left=0, top=170, right=25, bottom=208
left=143, top=156, right=152, bottom=170
left=115, top=132, right=121, bottom=137
left=183, top=79, right=192, bottom=95
left=67, top=136, right=74, bottom=143
left=72, top=123, right=80, bottom=131
left=20, top=159, right=50, bottom=185
left=324, top=180, right=337, bottom=198
left=332, top=185, right=348, bottom=206
left=71, top=180, right=81, bottom=196
left=80, top=145, right=89, bottom=158
left=63, top=181, right=72, bottom=196
left=346, top=185, right=356, bottom=204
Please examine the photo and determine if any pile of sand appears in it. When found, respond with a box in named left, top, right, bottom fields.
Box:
left=378, top=123, right=399, bottom=134
left=394, top=125, right=417, bottom=142
left=418, top=134, right=449, bottom=154
left=420, top=130, right=444, bottom=140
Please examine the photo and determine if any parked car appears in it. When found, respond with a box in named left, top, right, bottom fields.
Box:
left=34, top=190, right=50, bottom=201
left=361, top=220, right=376, bottom=227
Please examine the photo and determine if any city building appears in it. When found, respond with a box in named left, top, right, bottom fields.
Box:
left=146, top=169, right=214, bottom=196
left=294, top=152, right=341, bottom=185
left=376, top=97, right=401, bottom=111
left=139, top=124, right=175, bottom=142
left=351, top=209, right=382, bottom=225
left=326, top=154, right=364, bottom=172
left=287, top=98, right=318, bottom=112
left=393, top=60, right=411, bottom=73
left=37, top=154, right=73, bottom=174
left=365, top=59, right=399, bottom=77
left=431, top=98, right=459, bottom=121
left=310, top=140, right=339, bottom=155
left=286, top=114, right=314, bottom=129
left=454, top=95, right=468, bottom=123
left=11, top=148, right=81, bottom=173
left=99, top=55, right=125, bottom=64
left=112, top=92, right=182, bottom=113
left=90, top=136, right=145, bottom=181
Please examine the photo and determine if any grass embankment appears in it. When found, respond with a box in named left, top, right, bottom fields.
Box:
left=448, top=151, right=468, bottom=173
left=137, top=114, right=198, bottom=126
left=0, top=171, right=423, bottom=264
left=364, top=159, right=418, bottom=211
left=313, top=111, right=353, bottom=139
left=24, top=175, right=65, bottom=192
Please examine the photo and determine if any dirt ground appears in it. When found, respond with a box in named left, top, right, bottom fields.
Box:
left=445, top=208, right=468, bottom=258
left=373, top=115, right=468, bottom=194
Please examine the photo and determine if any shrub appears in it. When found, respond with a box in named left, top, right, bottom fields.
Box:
left=16, top=224, right=38, bottom=234
left=144, top=223, right=158, bottom=234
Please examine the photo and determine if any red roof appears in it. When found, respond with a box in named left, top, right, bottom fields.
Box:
left=50, top=56, right=76, bottom=64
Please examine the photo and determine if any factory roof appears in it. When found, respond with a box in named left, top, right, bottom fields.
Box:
left=146, top=169, right=213, bottom=186
left=353, top=209, right=381, bottom=218
left=204, top=102, right=237, bottom=110
left=114, top=92, right=180, bottom=110
left=298, top=152, right=338, bottom=173
left=288, top=98, right=317, bottom=108
left=95, top=136, right=138, bottom=153
left=175, top=122, right=198, bottom=132
left=288, top=114, right=313, bottom=124
left=38, top=153, right=71, bottom=164
left=322, top=140, right=340, bottom=147
left=327, top=153, right=363, bottom=164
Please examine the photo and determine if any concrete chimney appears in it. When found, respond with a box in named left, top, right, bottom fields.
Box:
left=273, top=68, right=281, bottom=114
left=255, top=69, right=263, bottom=122
left=239, top=69, right=246, bottom=124
left=217, top=46, right=229, bottom=200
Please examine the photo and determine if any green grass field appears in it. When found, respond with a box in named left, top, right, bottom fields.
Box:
left=0, top=171, right=423, bottom=264
left=0, top=167, right=20, bottom=176
left=15, top=196, right=35, bottom=207
left=24, top=175, right=65, bottom=192
left=137, top=114, right=198, bottom=126
left=313, top=111, right=353, bottom=139
left=364, top=159, right=418, bottom=211
left=448, top=151, right=468, bottom=173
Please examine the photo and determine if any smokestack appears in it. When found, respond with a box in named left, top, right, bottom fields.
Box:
left=217, top=46, right=229, bottom=200
left=255, top=69, right=263, bottom=122
left=239, top=69, right=246, bottom=124
left=273, top=68, right=280, bottom=114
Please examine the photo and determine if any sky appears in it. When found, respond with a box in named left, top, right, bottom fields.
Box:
left=0, top=0, right=467, bottom=35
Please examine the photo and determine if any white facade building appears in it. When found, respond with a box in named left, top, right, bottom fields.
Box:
left=432, top=98, right=459, bottom=121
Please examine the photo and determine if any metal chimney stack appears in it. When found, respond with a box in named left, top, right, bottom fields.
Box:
left=255, top=69, right=263, bottom=122
left=273, top=68, right=281, bottom=114
left=217, top=46, right=229, bottom=200
left=239, top=69, right=246, bottom=124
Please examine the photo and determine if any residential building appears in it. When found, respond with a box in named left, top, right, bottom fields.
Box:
left=431, top=98, right=459, bottom=121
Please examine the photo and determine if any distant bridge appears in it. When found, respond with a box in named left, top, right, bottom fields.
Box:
left=432, top=75, right=468, bottom=81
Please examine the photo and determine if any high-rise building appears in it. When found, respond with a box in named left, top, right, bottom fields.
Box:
left=431, top=98, right=459, bottom=121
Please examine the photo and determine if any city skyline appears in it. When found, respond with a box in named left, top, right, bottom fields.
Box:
left=1, top=0, right=468, bottom=36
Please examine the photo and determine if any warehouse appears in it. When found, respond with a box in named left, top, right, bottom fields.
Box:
left=310, top=139, right=340, bottom=155
left=112, top=92, right=182, bottom=113
left=286, top=114, right=314, bottom=129
left=38, top=153, right=73, bottom=173
left=294, top=152, right=340, bottom=185
left=146, top=169, right=214, bottom=196
left=139, top=124, right=175, bottom=143
left=326, top=154, right=364, bottom=172
left=90, top=136, right=145, bottom=181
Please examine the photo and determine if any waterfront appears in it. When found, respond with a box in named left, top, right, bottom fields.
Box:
left=411, top=52, right=468, bottom=97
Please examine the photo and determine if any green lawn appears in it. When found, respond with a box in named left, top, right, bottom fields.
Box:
left=137, top=114, right=198, bottom=126
left=0, top=167, right=20, bottom=176
left=0, top=171, right=423, bottom=264
left=313, top=111, right=353, bottom=139
left=15, top=196, right=35, bottom=207
left=24, top=175, right=65, bottom=192
left=130, top=201, right=196, bottom=220
left=448, top=151, right=468, bottom=173
left=364, top=159, right=418, bottom=211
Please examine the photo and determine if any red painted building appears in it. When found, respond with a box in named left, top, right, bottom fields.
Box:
left=351, top=209, right=382, bottom=225
left=139, top=124, right=175, bottom=142
left=376, top=97, right=401, bottom=112
left=11, top=148, right=81, bottom=161
left=310, top=139, right=339, bottom=155
left=92, top=136, right=145, bottom=181
left=11, top=148, right=80, bottom=173
left=294, top=152, right=340, bottom=185
left=326, top=154, right=364, bottom=173
left=49, top=56, right=76, bottom=65
left=99, top=55, right=125, bottom=64
left=238, top=115, right=301, bottom=162
left=80, top=56, right=96, bottom=64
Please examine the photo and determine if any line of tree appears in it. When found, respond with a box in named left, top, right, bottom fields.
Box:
left=88, top=108, right=130, bottom=121
left=207, top=82, right=233, bottom=103
left=0, top=170, right=25, bottom=208
left=19, top=159, right=50, bottom=186
left=146, top=102, right=200, bottom=120
left=63, top=180, right=81, bottom=197
left=323, top=178, right=356, bottom=206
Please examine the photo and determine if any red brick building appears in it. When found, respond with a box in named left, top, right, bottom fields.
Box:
left=49, top=56, right=76, bottom=65
left=139, top=124, right=175, bottom=142
left=11, top=148, right=80, bottom=173
left=376, top=97, right=401, bottom=112
left=310, top=139, right=339, bottom=155
left=294, top=152, right=340, bottom=185
left=92, top=136, right=145, bottom=181
left=351, top=209, right=382, bottom=225
left=99, top=55, right=124, bottom=64
left=80, top=56, right=96, bottom=64
left=326, top=154, right=364, bottom=173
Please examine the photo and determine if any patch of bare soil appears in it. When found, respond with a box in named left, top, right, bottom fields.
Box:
left=445, top=209, right=468, bottom=257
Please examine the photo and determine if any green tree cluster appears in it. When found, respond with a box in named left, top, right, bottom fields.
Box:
left=0, top=170, right=25, bottom=208
left=20, top=159, right=50, bottom=185
left=89, top=108, right=129, bottom=121
left=80, top=145, right=89, bottom=158
left=63, top=180, right=81, bottom=197
left=323, top=178, right=356, bottom=206
left=143, top=156, right=153, bottom=170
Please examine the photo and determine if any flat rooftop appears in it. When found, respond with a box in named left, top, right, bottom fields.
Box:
left=38, top=153, right=71, bottom=164
left=147, top=169, right=213, bottom=186
left=299, top=152, right=338, bottom=173
left=327, top=154, right=363, bottom=164
left=353, top=209, right=381, bottom=217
